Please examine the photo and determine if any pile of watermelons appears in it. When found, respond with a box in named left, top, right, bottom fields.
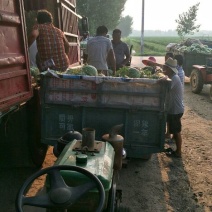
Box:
left=30, top=64, right=165, bottom=80
left=65, top=65, right=164, bottom=79
left=177, top=43, right=212, bottom=54
left=65, top=65, right=98, bottom=76
left=115, top=66, right=164, bottom=79
left=168, top=38, right=212, bottom=55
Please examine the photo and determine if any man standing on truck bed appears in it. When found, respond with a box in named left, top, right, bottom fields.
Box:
left=83, top=25, right=116, bottom=76
left=28, top=10, right=70, bottom=72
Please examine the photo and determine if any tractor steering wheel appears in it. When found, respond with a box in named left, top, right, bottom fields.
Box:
left=16, top=165, right=105, bottom=212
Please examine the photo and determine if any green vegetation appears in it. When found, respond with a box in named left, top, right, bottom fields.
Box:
left=124, top=37, right=182, bottom=56
left=117, top=15, right=133, bottom=37
left=175, top=3, right=200, bottom=39
left=124, top=36, right=212, bottom=56
left=77, top=0, right=127, bottom=35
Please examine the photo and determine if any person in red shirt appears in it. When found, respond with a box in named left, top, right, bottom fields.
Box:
left=28, top=10, right=70, bottom=72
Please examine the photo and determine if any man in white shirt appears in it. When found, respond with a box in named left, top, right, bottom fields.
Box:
left=84, top=25, right=116, bottom=75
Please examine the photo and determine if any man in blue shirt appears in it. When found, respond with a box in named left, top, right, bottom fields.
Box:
left=174, top=54, right=185, bottom=86
left=163, top=58, right=184, bottom=158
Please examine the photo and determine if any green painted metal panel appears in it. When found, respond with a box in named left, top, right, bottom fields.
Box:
left=41, top=105, right=166, bottom=157
left=40, top=75, right=169, bottom=158
left=55, top=140, right=114, bottom=189
left=41, top=105, right=83, bottom=145
left=82, top=107, right=126, bottom=140
left=47, top=140, right=114, bottom=211
left=183, top=52, right=210, bottom=77
left=124, top=111, right=166, bottom=157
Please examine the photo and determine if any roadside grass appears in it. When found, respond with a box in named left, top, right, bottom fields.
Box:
left=124, top=36, right=182, bottom=56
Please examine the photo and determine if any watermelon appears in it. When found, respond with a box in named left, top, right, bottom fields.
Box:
left=127, top=67, right=140, bottom=78
left=30, top=66, right=40, bottom=78
left=115, top=66, right=129, bottom=77
left=82, top=65, right=98, bottom=76
left=108, top=69, right=113, bottom=76
left=66, top=67, right=83, bottom=75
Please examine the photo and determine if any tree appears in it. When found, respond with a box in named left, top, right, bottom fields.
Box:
left=175, top=3, right=200, bottom=39
left=77, top=0, right=126, bottom=35
left=116, top=15, right=133, bottom=37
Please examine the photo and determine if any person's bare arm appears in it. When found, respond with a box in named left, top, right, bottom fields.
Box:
left=28, top=28, right=39, bottom=47
left=108, top=49, right=116, bottom=75
left=63, top=34, right=70, bottom=55
left=121, top=45, right=131, bottom=66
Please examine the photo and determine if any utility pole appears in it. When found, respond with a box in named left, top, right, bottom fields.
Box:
left=141, top=0, right=145, bottom=54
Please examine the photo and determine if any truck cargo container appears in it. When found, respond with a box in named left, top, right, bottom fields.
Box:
left=40, top=74, right=170, bottom=158
left=0, top=0, right=81, bottom=167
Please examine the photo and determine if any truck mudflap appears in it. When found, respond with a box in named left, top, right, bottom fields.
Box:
left=0, top=0, right=32, bottom=114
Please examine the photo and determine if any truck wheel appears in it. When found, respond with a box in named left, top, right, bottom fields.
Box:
left=210, top=85, right=212, bottom=101
left=29, top=133, right=48, bottom=167
left=190, top=69, right=204, bottom=94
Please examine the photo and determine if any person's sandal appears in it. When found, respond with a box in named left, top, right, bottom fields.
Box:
left=166, top=150, right=181, bottom=158
left=164, top=147, right=174, bottom=153
left=165, top=138, right=175, bottom=144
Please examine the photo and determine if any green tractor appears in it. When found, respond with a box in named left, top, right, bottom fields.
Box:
left=16, top=126, right=127, bottom=212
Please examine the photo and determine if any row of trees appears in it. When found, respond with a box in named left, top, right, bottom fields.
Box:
left=76, top=1, right=201, bottom=40
left=76, top=0, right=133, bottom=37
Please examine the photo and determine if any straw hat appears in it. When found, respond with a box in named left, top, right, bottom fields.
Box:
left=142, top=56, right=156, bottom=66
left=163, top=57, right=178, bottom=74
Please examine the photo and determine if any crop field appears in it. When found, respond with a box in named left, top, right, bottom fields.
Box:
left=124, top=36, right=212, bottom=56
left=124, top=36, right=181, bottom=56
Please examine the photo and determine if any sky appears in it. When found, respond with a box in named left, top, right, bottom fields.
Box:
left=122, top=0, right=209, bottom=31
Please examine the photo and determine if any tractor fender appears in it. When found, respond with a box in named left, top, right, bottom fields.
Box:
left=192, top=65, right=205, bottom=70
left=191, top=66, right=207, bottom=82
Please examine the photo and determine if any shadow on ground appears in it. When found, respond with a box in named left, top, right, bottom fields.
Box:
left=117, top=154, right=201, bottom=212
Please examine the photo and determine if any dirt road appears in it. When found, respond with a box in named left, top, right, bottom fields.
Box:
left=117, top=56, right=212, bottom=212
left=0, top=57, right=211, bottom=211
left=117, top=82, right=212, bottom=212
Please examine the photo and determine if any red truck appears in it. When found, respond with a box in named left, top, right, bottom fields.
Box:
left=0, top=0, right=83, bottom=167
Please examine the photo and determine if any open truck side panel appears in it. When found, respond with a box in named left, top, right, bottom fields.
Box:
left=0, top=0, right=32, bottom=114
left=0, top=0, right=82, bottom=167
left=0, top=0, right=40, bottom=167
